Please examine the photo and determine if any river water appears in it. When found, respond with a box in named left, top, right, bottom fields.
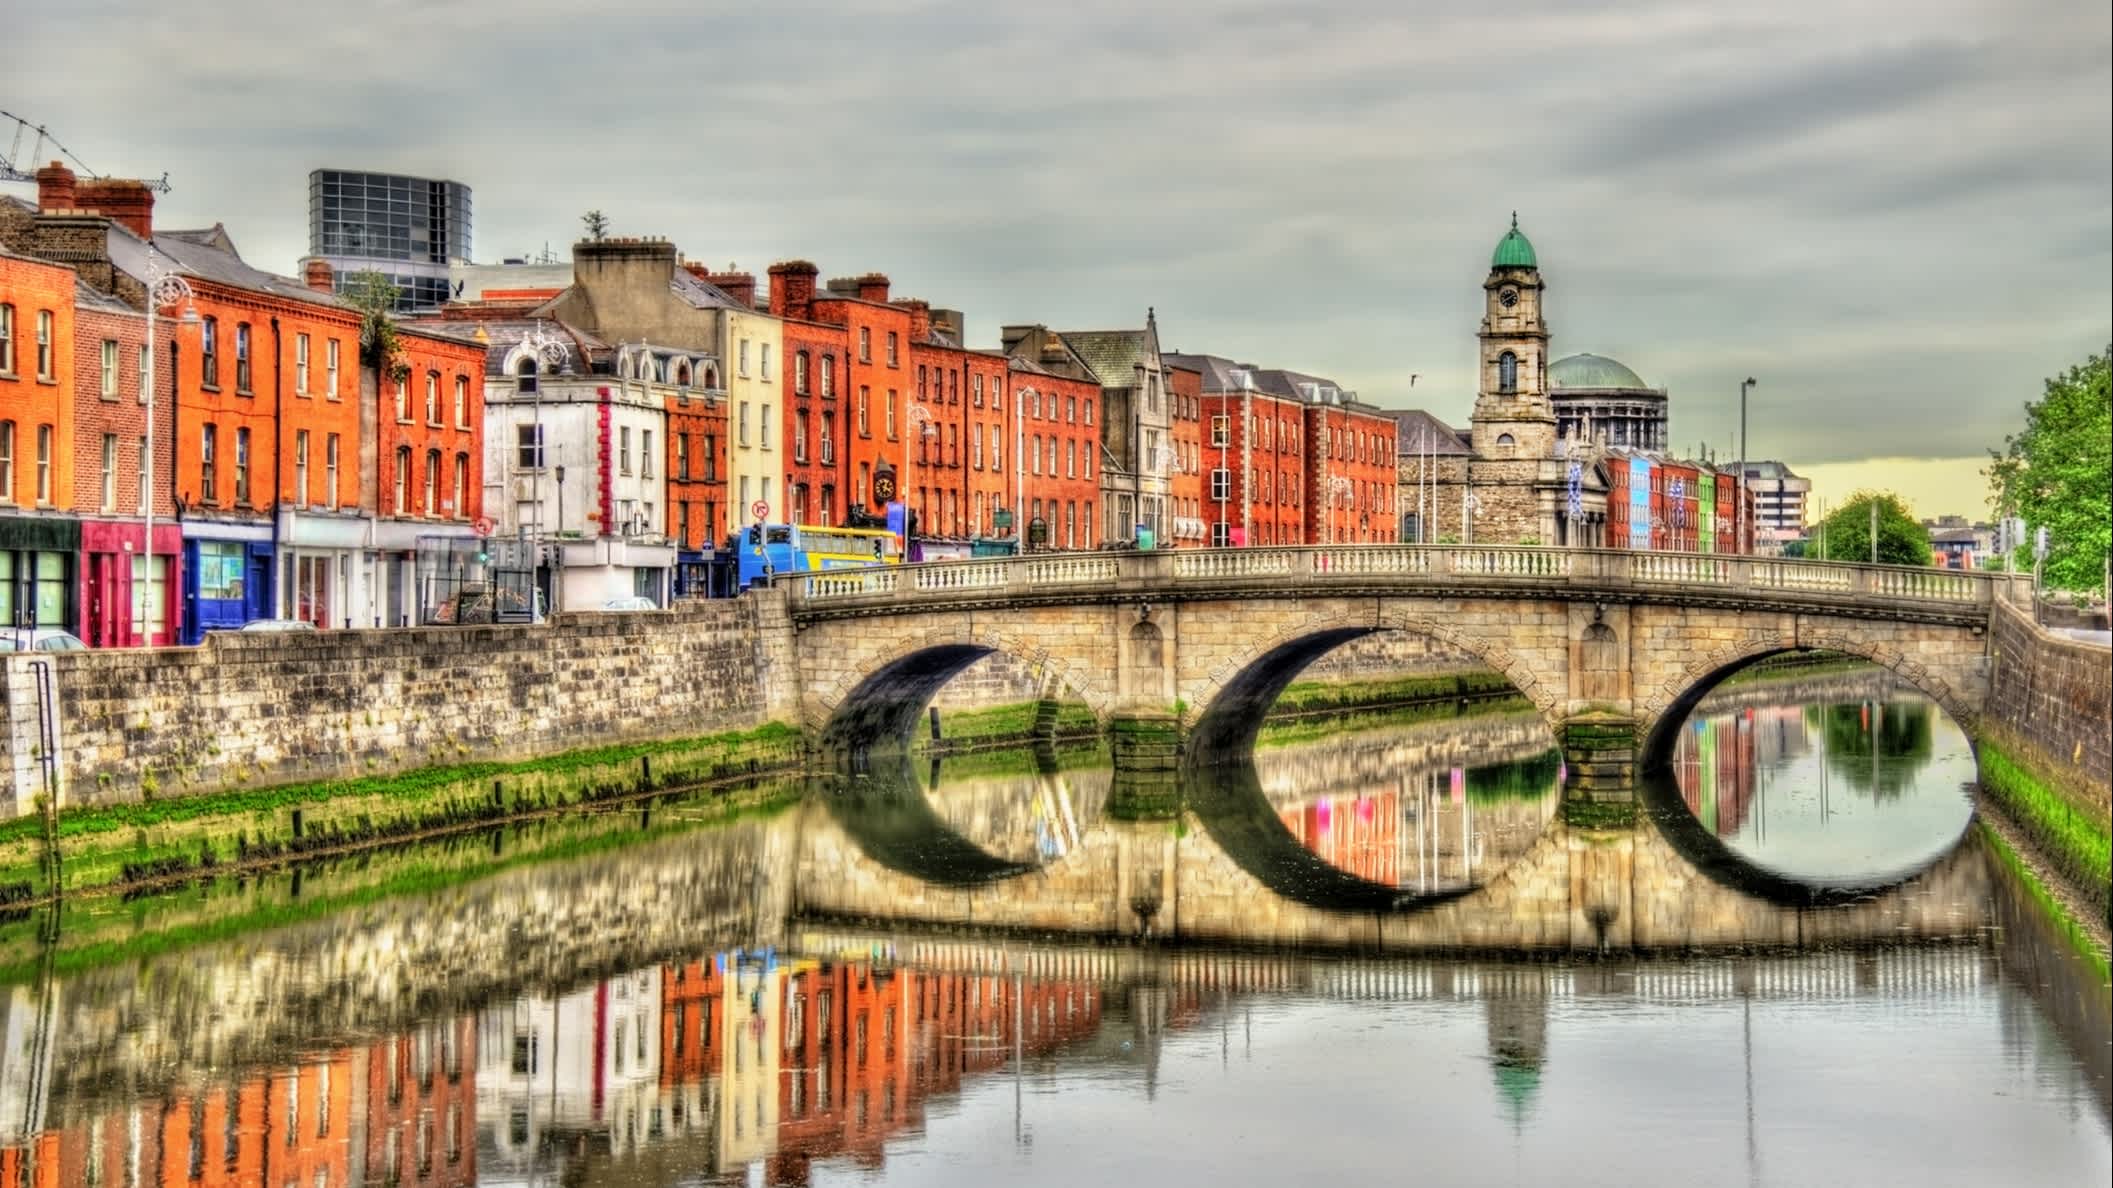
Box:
left=0, top=668, right=2106, bottom=1187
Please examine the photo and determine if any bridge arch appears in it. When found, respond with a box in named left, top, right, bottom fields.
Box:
left=1637, top=630, right=1981, bottom=774
left=1184, top=609, right=1560, bottom=757
left=808, top=622, right=1113, bottom=752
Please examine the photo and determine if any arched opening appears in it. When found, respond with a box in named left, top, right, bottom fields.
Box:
left=1577, top=622, right=1620, bottom=703
left=811, top=753, right=1044, bottom=886
left=1639, top=648, right=1977, bottom=900
left=821, top=642, right=1098, bottom=755
left=1498, top=351, right=1518, bottom=394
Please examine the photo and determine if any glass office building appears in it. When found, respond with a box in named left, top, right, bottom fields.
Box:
left=307, top=169, right=472, bottom=310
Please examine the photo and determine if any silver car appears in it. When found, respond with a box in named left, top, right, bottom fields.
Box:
left=0, top=628, right=89, bottom=652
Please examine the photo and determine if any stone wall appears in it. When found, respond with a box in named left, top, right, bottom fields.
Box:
left=0, top=590, right=802, bottom=815
left=1986, top=596, right=2112, bottom=803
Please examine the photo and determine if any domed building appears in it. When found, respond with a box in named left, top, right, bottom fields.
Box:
left=1549, top=352, right=1667, bottom=451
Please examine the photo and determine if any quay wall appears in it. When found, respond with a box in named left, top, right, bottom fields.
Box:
left=1985, top=596, right=2112, bottom=808
left=0, top=591, right=802, bottom=815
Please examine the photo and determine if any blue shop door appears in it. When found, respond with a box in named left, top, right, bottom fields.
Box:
left=246, top=547, right=272, bottom=624
left=184, top=539, right=264, bottom=643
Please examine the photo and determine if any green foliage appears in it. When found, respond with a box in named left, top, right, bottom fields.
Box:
left=1978, top=738, right=2111, bottom=922
left=582, top=210, right=611, bottom=241
left=1815, top=490, right=1931, bottom=566
left=1814, top=700, right=1935, bottom=799
left=1985, top=349, right=2111, bottom=594
left=340, top=270, right=409, bottom=381
left=1779, top=539, right=1808, bottom=559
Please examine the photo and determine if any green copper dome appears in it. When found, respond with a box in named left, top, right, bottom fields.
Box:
left=1550, top=353, right=1648, bottom=390
left=1492, top=213, right=1537, bottom=269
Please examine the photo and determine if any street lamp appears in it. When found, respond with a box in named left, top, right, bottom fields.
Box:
left=140, top=251, right=201, bottom=647
left=1738, top=377, right=1757, bottom=554
left=1013, top=387, right=1036, bottom=552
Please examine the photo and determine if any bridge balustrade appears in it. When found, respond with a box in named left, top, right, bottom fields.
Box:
left=788, top=546, right=2010, bottom=617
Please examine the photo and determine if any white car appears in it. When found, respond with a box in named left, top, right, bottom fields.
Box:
left=0, top=628, right=89, bottom=652
left=600, top=596, right=659, bottom=611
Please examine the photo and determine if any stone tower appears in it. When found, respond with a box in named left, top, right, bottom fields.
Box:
left=1469, top=214, right=1558, bottom=460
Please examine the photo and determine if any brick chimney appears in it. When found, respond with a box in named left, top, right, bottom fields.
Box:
left=855, top=272, right=890, bottom=304
left=896, top=298, right=932, bottom=343
left=709, top=269, right=756, bottom=309
left=35, top=161, right=75, bottom=212
left=768, top=260, right=819, bottom=321
left=303, top=258, right=334, bottom=294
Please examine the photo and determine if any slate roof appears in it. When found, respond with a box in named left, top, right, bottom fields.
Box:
left=1160, top=351, right=1251, bottom=392
left=1056, top=329, right=1151, bottom=388
left=401, top=314, right=609, bottom=374
left=104, top=220, right=350, bottom=312
left=1389, top=410, right=1473, bottom=456
left=1004, top=327, right=1102, bottom=383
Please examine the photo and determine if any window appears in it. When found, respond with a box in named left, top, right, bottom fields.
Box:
left=423, top=450, right=440, bottom=516
left=641, top=430, right=655, bottom=478
left=0, top=304, right=12, bottom=373
left=794, top=411, right=810, bottom=463
left=620, top=426, right=633, bottom=474
left=820, top=354, right=835, bottom=396
left=35, top=310, right=54, bottom=380
left=989, top=425, right=1001, bottom=473
left=200, top=423, right=218, bottom=503
left=1211, top=415, right=1229, bottom=447
left=885, top=331, right=898, bottom=366
left=326, top=339, right=341, bottom=399
left=703, top=435, right=718, bottom=480
left=294, top=431, right=310, bottom=506
left=325, top=434, right=340, bottom=509
left=101, top=339, right=119, bottom=399
left=454, top=452, right=470, bottom=517
left=820, top=412, right=834, bottom=464
left=760, top=404, right=772, bottom=449
left=233, top=427, right=250, bottom=503
left=1084, top=399, right=1094, bottom=426
left=393, top=446, right=410, bottom=514
left=884, top=392, right=897, bottom=439
left=425, top=372, right=441, bottom=424
left=234, top=322, right=252, bottom=392
left=795, top=351, right=809, bottom=395
left=98, top=433, right=118, bottom=512
left=1067, top=439, right=1077, bottom=477
left=738, top=403, right=751, bottom=447
left=972, top=426, right=983, bottom=469
left=295, top=334, right=310, bottom=394
left=858, top=326, right=871, bottom=363
left=515, top=355, right=538, bottom=393
left=1498, top=351, right=1518, bottom=394
left=857, top=386, right=870, bottom=435
left=739, top=339, right=751, bottom=377
left=138, top=344, right=149, bottom=403
left=136, top=434, right=147, bottom=512
left=760, top=343, right=772, bottom=380
left=973, top=373, right=984, bottom=407
left=675, top=433, right=690, bottom=479
left=200, top=316, right=218, bottom=387
left=516, top=424, right=544, bottom=469
left=454, top=376, right=470, bottom=427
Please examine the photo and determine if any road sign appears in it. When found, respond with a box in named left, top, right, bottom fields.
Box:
left=751, top=500, right=770, bottom=522
left=472, top=516, right=495, bottom=538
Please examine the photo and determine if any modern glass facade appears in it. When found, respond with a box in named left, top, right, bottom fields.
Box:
left=308, top=169, right=472, bottom=310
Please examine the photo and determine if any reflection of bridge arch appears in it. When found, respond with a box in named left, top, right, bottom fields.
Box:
left=1185, top=611, right=1549, bottom=756
left=810, top=624, right=1110, bottom=751
left=1638, top=635, right=1979, bottom=775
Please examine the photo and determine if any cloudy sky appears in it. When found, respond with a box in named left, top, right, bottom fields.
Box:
left=13, top=0, right=2109, bottom=516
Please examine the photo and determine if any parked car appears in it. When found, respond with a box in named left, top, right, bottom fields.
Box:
left=429, top=584, right=546, bottom=625
left=599, top=596, right=660, bottom=611
left=0, top=628, right=89, bottom=652
left=238, top=618, right=318, bottom=632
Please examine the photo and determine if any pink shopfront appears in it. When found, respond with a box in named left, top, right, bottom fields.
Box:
left=76, top=518, right=183, bottom=648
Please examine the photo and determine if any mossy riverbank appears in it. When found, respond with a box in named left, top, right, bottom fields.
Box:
left=0, top=721, right=803, bottom=904
left=1973, top=727, right=2112, bottom=930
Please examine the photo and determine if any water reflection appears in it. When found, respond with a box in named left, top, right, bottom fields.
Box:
left=1668, top=674, right=1975, bottom=888
left=0, top=680, right=2104, bottom=1186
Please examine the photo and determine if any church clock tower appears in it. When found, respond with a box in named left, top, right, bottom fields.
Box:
left=1469, top=214, right=1558, bottom=459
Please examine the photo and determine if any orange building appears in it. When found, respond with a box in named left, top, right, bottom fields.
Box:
left=364, top=1017, right=478, bottom=1188
left=1, top=246, right=81, bottom=633
left=1303, top=397, right=1398, bottom=544
left=1164, top=359, right=1205, bottom=547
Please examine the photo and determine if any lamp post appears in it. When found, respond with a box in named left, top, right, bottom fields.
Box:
left=1737, top=377, right=1756, bottom=554
left=1013, top=387, right=1035, bottom=553
left=140, top=252, right=200, bottom=647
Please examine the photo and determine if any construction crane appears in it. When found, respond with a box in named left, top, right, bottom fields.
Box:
left=1, top=110, right=171, bottom=192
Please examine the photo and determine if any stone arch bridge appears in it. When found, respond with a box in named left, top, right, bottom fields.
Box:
left=782, top=546, right=2020, bottom=777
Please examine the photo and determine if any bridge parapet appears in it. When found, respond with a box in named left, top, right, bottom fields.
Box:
left=784, top=546, right=2020, bottom=624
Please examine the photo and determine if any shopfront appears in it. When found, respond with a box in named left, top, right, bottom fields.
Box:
left=0, top=515, right=79, bottom=641
left=182, top=527, right=273, bottom=643
left=77, top=519, right=183, bottom=647
left=279, top=509, right=371, bottom=629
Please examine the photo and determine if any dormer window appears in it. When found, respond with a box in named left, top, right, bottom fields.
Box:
left=674, top=360, right=692, bottom=387
left=516, top=355, right=539, bottom=393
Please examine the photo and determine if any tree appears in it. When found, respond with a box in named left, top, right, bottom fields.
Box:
left=1815, top=490, right=1931, bottom=566
left=339, top=269, right=408, bottom=381
left=1986, top=349, right=2111, bottom=594
left=581, top=210, right=610, bottom=242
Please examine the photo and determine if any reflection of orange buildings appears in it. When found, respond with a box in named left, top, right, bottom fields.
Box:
left=767, top=961, right=1104, bottom=1186
left=1280, top=792, right=1401, bottom=884
left=660, top=956, right=727, bottom=1088
left=1, top=1023, right=472, bottom=1188
left=365, top=1017, right=478, bottom=1188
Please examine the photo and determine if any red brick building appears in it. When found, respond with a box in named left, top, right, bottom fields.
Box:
left=1164, top=359, right=1206, bottom=546
left=1303, top=397, right=1398, bottom=544
left=1168, top=353, right=1309, bottom=547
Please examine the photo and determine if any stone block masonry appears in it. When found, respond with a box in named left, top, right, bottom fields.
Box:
left=0, top=589, right=803, bottom=815
left=1985, top=597, right=2111, bottom=808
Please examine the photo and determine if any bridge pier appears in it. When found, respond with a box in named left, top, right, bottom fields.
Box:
left=1557, top=714, right=1641, bottom=829
left=1107, top=712, right=1183, bottom=820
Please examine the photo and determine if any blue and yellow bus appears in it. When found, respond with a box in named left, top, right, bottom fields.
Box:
left=734, top=523, right=903, bottom=590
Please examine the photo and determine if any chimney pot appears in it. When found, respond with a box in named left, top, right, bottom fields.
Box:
left=302, top=259, right=335, bottom=295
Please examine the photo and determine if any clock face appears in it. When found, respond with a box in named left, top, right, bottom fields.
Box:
left=1499, top=288, right=1519, bottom=308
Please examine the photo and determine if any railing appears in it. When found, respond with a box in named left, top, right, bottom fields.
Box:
left=787, top=546, right=2010, bottom=615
